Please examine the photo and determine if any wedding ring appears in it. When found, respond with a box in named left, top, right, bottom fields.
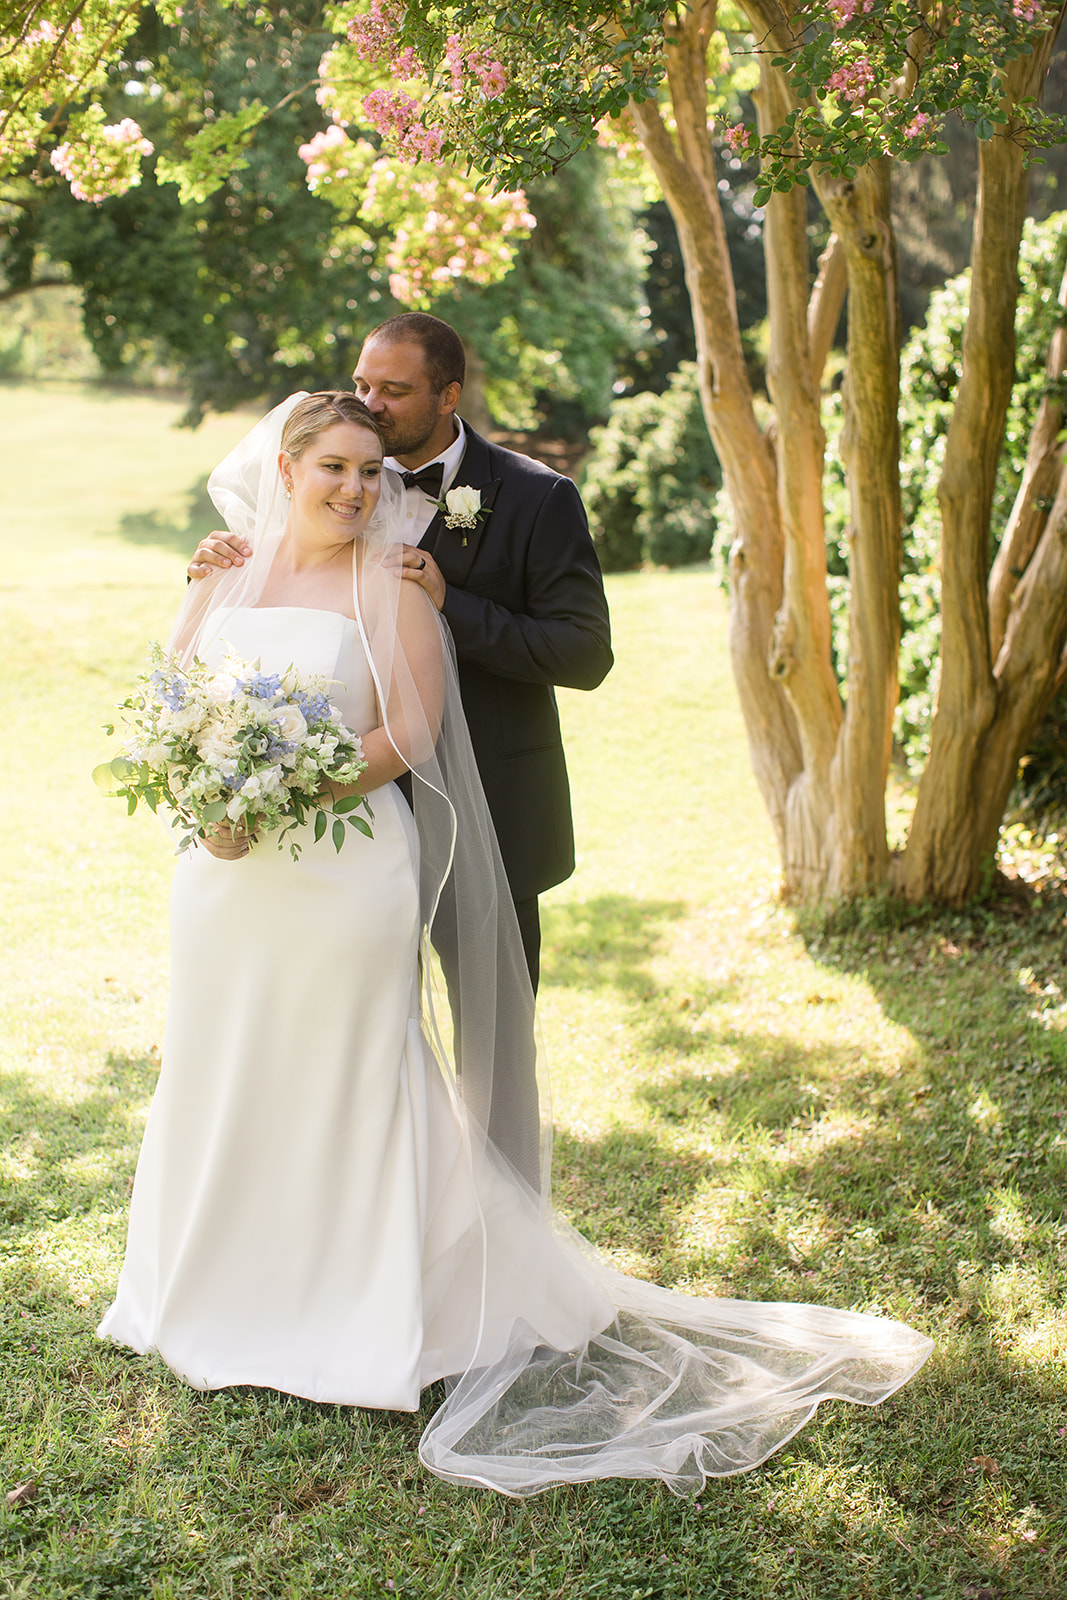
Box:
left=418, top=556, right=426, bottom=570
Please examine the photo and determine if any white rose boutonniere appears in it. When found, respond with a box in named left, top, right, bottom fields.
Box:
left=438, top=485, right=491, bottom=544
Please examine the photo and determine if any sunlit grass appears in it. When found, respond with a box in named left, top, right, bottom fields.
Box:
left=2, top=381, right=1067, bottom=1596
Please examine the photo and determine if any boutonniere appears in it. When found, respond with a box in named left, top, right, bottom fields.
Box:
left=436, top=486, right=491, bottom=546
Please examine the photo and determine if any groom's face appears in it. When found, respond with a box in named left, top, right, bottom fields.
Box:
left=352, top=337, right=459, bottom=467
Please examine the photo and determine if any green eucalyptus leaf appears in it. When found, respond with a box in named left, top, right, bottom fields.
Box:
left=92, top=762, right=123, bottom=794
left=332, top=818, right=346, bottom=853
left=314, top=810, right=328, bottom=843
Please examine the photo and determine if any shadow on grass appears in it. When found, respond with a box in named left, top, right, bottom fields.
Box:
left=549, top=953, right=1067, bottom=1319
left=0, top=1048, right=156, bottom=1231
left=4, top=1263, right=1065, bottom=1600
left=113, top=476, right=220, bottom=557
left=540, top=894, right=691, bottom=995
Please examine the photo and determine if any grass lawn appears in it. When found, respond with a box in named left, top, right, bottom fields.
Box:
left=2, top=378, right=1067, bottom=1598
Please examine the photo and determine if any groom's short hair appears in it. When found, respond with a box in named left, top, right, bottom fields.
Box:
left=368, top=313, right=466, bottom=395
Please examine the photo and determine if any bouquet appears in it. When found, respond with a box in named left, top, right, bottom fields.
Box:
left=94, top=643, right=373, bottom=858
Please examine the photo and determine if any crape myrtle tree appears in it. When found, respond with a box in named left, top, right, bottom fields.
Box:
left=0, top=1, right=537, bottom=399
left=3, top=3, right=645, bottom=429
left=326, top=0, right=1067, bottom=905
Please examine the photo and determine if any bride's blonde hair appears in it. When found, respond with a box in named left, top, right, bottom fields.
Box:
left=279, top=391, right=382, bottom=460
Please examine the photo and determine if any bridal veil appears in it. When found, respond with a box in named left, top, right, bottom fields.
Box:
left=167, top=395, right=932, bottom=1496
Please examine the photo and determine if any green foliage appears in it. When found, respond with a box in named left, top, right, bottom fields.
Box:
left=0, top=2, right=254, bottom=200
left=365, top=0, right=674, bottom=190
left=751, top=0, right=1064, bottom=206
left=3, top=11, right=650, bottom=431
left=580, top=363, right=719, bottom=571
left=153, top=100, right=269, bottom=204
left=6, top=1, right=384, bottom=421
left=347, top=0, right=1065, bottom=200
left=445, top=146, right=650, bottom=433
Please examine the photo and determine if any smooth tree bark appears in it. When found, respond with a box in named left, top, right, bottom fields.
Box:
left=628, top=2, right=805, bottom=868
left=817, top=157, right=902, bottom=895
left=899, top=27, right=1067, bottom=901
left=987, top=259, right=1067, bottom=661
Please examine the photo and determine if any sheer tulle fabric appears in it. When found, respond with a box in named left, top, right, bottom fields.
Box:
left=165, top=396, right=932, bottom=1496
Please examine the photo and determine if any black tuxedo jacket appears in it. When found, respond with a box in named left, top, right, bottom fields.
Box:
left=419, top=423, right=612, bottom=902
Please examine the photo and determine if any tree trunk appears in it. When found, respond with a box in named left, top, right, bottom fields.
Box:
left=988, top=260, right=1067, bottom=659
left=815, top=160, right=902, bottom=895
left=755, top=61, right=843, bottom=893
left=974, top=454, right=1067, bottom=854
left=628, top=2, right=803, bottom=862
left=900, top=36, right=1061, bottom=902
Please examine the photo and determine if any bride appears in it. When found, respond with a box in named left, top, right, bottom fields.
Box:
left=99, top=391, right=932, bottom=1496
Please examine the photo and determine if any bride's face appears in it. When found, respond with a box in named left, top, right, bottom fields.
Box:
left=281, top=422, right=383, bottom=543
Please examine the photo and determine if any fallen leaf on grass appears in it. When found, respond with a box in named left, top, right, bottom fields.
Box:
left=6, top=1480, right=37, bottom=1507
left=967, top=1456, right=1001, bottom=1477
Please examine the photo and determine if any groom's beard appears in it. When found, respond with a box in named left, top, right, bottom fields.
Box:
left=373, top=404, right=446, bottom=461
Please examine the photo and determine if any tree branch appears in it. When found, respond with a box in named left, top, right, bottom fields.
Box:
left=988, top=257, right=1067, bottom=659
left=807, top=233, right=846, bottom=390
left=0, top=276, right=71, bottom=304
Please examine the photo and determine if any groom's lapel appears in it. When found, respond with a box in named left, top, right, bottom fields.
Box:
left=420, top=426, right=502, bottom=588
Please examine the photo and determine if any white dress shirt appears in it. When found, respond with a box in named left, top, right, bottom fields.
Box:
left=384, top=420, right=467, bottom=545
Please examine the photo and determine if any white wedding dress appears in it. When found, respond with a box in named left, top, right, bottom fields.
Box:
left=100, top=601, right=933, bottom=1495
left=98, top=606, right=609, bottom=1409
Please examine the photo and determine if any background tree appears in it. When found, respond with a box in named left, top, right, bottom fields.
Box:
left=331, top=0, right=1067, bottom=906
left=2, top=2, right=649, bottom=431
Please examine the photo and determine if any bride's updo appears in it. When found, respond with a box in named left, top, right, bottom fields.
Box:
left=280, top=391, right=383, bottom=459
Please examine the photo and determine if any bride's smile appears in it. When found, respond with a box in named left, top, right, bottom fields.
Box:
left=279, top=420, right=384, bottom=552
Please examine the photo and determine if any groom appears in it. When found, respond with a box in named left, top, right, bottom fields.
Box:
left=191, top=312, right=612, bottom=989
left=189, top=313, right=612, bottom=1182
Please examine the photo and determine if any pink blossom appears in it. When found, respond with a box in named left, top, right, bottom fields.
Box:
left=465, top=49, right=507, bottom=98
left=1013, top=0, right=1042, bottom=18
left=478, top=60, right=507, bottom=98
left=828, top=0, right=873, bottom=26
left=827, top=56, right=875, bottom=104
left=391, top=46, right=419, bottom=78
left=361, top=90, right=444, bottom=163
left=904, top=110, right=932, bottom=139
left=298, top=124, right=351, bottom=187
left=50, top=118, right=153, bottom=203
left=347, top=0, right=403, bottom=62
left=724, top=124, right=749, bottom=152
left=445, top=34, right=465, bottom=92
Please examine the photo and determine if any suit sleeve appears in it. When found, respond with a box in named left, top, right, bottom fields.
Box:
left=440, top=476, right=613, bottom=691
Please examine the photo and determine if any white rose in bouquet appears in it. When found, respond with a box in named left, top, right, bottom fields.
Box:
left=96, top=644, right=372, bottom=859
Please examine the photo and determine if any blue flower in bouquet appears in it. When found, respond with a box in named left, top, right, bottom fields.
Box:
left=149, top=669, right=188, bottom=712
left=95, top=644, right=374, bottom=860
left=296, top=690, right=333, bottom=727
left=237, top=670, right=284, bottom=701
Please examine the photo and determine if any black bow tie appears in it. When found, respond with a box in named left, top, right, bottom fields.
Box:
left=399, top=463, right=445, bottom=500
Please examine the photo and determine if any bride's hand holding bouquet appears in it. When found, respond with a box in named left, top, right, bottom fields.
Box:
left=94, top=642, right=374, bottom=859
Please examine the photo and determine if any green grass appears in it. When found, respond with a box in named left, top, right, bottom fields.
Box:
left=3, top=379, right=1067, bottom=1597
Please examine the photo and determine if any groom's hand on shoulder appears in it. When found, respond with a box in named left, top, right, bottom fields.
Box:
left=188, top=531, right=252, bottom=580
left=398, top=544, right=446, bottom=612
